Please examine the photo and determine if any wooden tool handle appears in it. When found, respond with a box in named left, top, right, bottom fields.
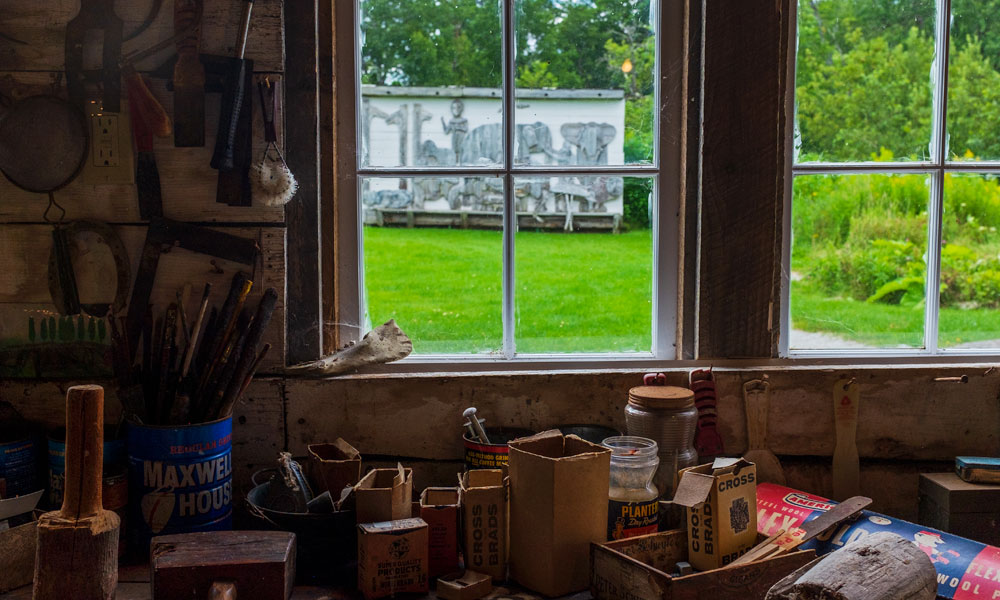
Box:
left=832, top=378, right=861, bottom=499
left=743, top=379, right=770, bottom=451
left=209, top=581, right=237, bottom=599
left=61, top=385, right=105, bottom=520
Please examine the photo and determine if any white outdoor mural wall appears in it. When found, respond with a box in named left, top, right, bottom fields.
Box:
left=362, top=86, right=627, bottom=223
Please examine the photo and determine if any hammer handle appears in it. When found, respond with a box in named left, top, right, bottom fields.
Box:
left=61, top=385, right=105, bottom=520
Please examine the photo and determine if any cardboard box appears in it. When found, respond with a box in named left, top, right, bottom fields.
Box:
left=357, top=518, right=429, bottom=599
left=355, top=465, right=413, bottom=524
left=308, top=438, right=362, bottom=496
left=672, top=459, right=757, bottom=571
left=919, top=472, right=1000, bottom=546
left=459, top=469, right=506, bottom=581
left=508, top=430, right=612, bottom=597
left=436, top=571, right=493, bottom=600
left=420, top=487, right=461, bottom=577
left=0, top=511, right=39, bottom=594
left=590, top=529, right=816, bottom=600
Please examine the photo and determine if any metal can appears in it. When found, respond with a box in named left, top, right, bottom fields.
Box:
left=127, top=417, right=233, bottom=550
left=625, top=385, right=698, bottom=498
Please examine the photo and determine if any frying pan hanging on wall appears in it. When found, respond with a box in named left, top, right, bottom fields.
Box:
left=0, top=94, right=130, bottom=317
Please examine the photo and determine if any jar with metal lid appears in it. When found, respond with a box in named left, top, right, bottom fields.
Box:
left=602, top=436, right=659, bottom=540
left=625, top=385, right=698, bottom=499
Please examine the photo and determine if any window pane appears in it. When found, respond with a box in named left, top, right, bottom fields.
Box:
left=794, top=0, right=936, bottom=163
left=359, top=0, right=502, bottom=168
left=362, top=176, right=503, bottom=354
left=514, top=0, right=654, bottom=167
left=789, top=174, right=929, bottom=350
left=513, top=175, right=653, bottom=353
left=939, top=174, right=1000, bottom=348
left=947, top=1, right=1000, bottom=162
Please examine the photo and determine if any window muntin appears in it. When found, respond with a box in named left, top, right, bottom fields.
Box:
left=355, top=0, right=669, bottom=358
left=787, top=0, right=1000, bottom=356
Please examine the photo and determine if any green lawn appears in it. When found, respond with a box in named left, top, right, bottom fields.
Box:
left=363, top=226, right=653, bottom=354
left=791, top=280, right=1000, bottom=348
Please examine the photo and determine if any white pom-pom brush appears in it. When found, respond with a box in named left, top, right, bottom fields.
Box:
left=252, top=79, right=297, bottom=207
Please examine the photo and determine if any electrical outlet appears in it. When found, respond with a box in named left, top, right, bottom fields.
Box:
left=91, top=115, right=120, bottom=167
left=78, top=99, right=135, bottom=186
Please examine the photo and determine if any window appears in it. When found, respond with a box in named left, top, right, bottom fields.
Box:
left=335, top=0, right=683, bottom=362
left=786, top=0, right=1000, bottom=356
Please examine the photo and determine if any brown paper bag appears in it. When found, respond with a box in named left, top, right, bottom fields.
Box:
left=508, top=429, right=611, bottom=597
left=308, top=438, right=362, bottom=495
left=355, top=463, right=413, bottom=524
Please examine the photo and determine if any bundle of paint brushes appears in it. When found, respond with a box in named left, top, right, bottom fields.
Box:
left=111, top=271, right=277, bottom=425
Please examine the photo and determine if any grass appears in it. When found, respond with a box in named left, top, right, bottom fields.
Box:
left=363, top=226, right=652, bottom=354
left=791, top=280, right=1000, bottom=348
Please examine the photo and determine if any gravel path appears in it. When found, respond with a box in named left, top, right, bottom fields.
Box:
left=788, top=329, right=872, bottom=349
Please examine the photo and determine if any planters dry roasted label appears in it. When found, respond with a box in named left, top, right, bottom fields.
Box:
left=607, top=499, right=658, bottom=540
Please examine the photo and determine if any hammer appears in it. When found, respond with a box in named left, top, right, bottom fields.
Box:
left=33, top=385, right=119, bottom=600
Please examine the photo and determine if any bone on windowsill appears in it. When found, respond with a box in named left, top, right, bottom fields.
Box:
left=286, top=319, right=413, bottom=376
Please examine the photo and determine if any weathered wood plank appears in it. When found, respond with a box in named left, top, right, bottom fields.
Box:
left=0, top=223, right=286, bottom=370
left=698, top=0, right=791, bottom=358
left=0, top=0, right=283, bottom=73
left=0, top=72, right=284, bottom=223
left=712, top=369, right=1000, bottom=461
left=285, top=366, right=999, bottom=463
left=283, top=0, right=322, bottom=363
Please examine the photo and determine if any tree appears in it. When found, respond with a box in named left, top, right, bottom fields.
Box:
left=796, top=27, right=934, bottom=161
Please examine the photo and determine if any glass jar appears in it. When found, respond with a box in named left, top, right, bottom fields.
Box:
left=625, top=386, right=698, bottom=499
left=603, top=436, right=660, bottom=540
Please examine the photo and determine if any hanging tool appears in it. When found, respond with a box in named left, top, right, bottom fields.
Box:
left=690, top=367, right=725, bottom=460
left=211, top=0, right=255, bottom=171
left=33, top=386, right=120, bottom=599
left=47, top=220, right=131, bottom=317
left=125, top=67, right=171, bottom=220
left=251, top=79, right=297, bottom=206
left=65, top=0, right=123, bottom=112
left=173, top=0, right=206, bottom=146
left=743, top=378, right=786, bottom=485
left=833, top=377, right=861, bottom=500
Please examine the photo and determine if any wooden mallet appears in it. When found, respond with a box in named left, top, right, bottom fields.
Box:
left=33, top=385, right=120, bottom=600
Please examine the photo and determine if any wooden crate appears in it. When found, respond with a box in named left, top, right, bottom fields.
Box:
left=591, top=529, right=815, bottom=600
left=919, top=472, right=1000, bottom=546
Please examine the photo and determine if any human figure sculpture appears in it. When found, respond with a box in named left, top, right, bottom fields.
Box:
left=441, top=99, right=469, bottom=165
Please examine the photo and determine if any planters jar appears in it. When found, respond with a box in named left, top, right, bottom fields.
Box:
left=625, top=385, right=698, bottom=498
left=603, top=435, right=659, bottom=540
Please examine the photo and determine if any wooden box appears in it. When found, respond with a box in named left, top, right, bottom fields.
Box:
left=151, top=531, right=296, bottom=600
left=919, top=472, right=1000, bottom=546
left=591, top=529, right=816, bottom=600
left=0, top=512, right=39, bottom=594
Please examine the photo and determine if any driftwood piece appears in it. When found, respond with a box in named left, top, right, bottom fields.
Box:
left=286, top=319, right=412, bottom=376
left=765, top=532, right=936, bottom=600
left=33, top=385, right=120, bottom=600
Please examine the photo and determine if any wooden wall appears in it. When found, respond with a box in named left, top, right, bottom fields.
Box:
left=0, top=0, right=287, bottom=374
left=0, top=0, right=988, bottom=531
left=3, top=366, right=992, bottom=522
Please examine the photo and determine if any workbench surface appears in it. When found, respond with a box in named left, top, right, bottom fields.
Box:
left=1, top=564, right=591, bottom=600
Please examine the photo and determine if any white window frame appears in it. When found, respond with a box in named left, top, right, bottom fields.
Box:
left=334, top=0, right=686, bottom=370
left=782, top=0, right=1000, bottom=360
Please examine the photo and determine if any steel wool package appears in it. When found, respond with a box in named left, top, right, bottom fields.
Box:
left=758, top=483, right=1000, bottom=600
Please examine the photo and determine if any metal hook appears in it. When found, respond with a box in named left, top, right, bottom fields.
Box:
left=43, top=192, right=66, bottom=224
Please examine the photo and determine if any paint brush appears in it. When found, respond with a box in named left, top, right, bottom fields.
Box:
left=180, top=282, right=212, bottom=378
